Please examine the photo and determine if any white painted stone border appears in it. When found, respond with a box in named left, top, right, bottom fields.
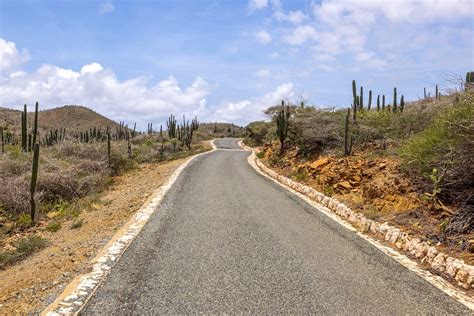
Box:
left=240, top=141, right=474, bottom=310
left=42, top=141, right=218, bottom=315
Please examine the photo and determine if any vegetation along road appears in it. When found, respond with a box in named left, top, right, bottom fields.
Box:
left=82, top=138, right=469, bottom=314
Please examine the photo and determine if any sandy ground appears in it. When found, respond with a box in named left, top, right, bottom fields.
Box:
left=0, top=157, right=189, bottom=314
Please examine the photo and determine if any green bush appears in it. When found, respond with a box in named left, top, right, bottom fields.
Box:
left=399, top=92, right=473, bottom=173
left=45, top=221, right=61, bottom=232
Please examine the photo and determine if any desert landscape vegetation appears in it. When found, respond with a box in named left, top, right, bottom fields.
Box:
left=1, top=0, right=473, bottom=314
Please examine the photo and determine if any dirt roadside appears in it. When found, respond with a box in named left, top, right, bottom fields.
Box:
left=0, top=153, right=203, bottom=314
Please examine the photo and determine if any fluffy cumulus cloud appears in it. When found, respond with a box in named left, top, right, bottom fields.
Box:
left=0, top=38, right=30, bottom=74
left=0, top=40, right=210, bottom=127
left=252, top=0, right=473, bottom=71
left=254, top=30, right=272, bottom=44
left=0, top=38, right=298, bottom=126
left=212, top=82, right=295, bottom=122
left=248, top=0, right=268, bottom=11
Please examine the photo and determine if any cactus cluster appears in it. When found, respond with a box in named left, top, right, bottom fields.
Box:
left=167, top=115, right=177, bottom=139
left=351, top=80, right=406, bottom=114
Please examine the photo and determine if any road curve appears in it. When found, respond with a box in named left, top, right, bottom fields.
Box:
left=82, top=138, right=469, bottom=314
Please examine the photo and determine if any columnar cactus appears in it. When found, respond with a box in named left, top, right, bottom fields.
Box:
left=0, top=126, right=4, bottom=154
left=344, top=108, right=353, bottom=156
left=30, top=143, right=40, bottom=223
left=368, top=90, right=372, bottom=110
left=466, top=71, right=474, bottom=91
left=400, top=95, right=405, bottom=113
left=377, top=95, right=380, bottom=111
left=107, top=131, right=111, bottom=168
left=424, top=87, right=427, bottom=99
left=393, top=87, right=397, bottom=112
left=352, top=80, right=357, bottom=108
left=435, top=84, right=439, bottom=99
left=21, top=104, right=27, bottom=152
left=167, top=115, right=177, bottom=139
left=360, top=86, right=364, bottom=110
left=382, top=95, right=386, bottom=111
left=32, top=102, right=39, bottom=146
left=276, top=100, right=290, bottom=154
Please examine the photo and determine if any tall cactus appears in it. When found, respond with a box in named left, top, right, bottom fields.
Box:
left=466, top=71, right=474, bottom=91
left=32, top=102, right=39, bottom=146
left=424, top=87, right=427, bottom=99
left=382, top=95, right=386, bottom=111
left=21, top=104, right=27, bottom=152
left=400, top=95, right=405, bottom=113
left=167, top=115, right=177, bottom=139
left=0, top=126, right=4, bottom=154
left=344, top=108, right=353, bottom=156
left=107, top=131, right=111, bottom=168
left=360, top=86, right=364, bottom=110
left=276, top=101, right=290, bottom=155
left=368, top=90, right=372, bottom=110
left=393, top=87, right=397, bottom=112
left=377, top=95, right=380, bottom=111
left=435, top=84, right=439, bottom=99
left=30, top=143, right=40, bottom=223
left=352, top=80, right=357, bottom=108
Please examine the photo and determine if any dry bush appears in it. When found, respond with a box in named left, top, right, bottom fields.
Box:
left=288, top=108, right=341, bottom=156
left=0, top=139, right=129, bottom=218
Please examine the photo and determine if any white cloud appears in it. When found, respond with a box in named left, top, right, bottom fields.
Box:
left=276, top=0, right=473, bottom=70
left=273, top=8, right=307, bottom=24
left=248, top=0, right=268, bottom=11
left=0, top=38, right=30, bottom=74
left=212, top=83, right=295, bottom=123
left=0, top=51, right=210, bottom=126
left=255, top=69, right=271, bottom=78
left=254, top=30, right=272, bottom=44
left=99, top=1, right=115, bottom=14
left=282, top=25, right=317, bottom=46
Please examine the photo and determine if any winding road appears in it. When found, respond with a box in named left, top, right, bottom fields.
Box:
left=82, top=138, right=469, bottom=314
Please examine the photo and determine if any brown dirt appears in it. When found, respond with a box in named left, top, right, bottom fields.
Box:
left=260, top=143, right=474, bottom=265
left=0, top=156, right=193, bottom=314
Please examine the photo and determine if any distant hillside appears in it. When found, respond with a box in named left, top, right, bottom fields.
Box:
left=0, top=105, right=121, bottom=134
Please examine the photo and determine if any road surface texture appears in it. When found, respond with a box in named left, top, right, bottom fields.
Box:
left=82, top=138, right=469, bottom=314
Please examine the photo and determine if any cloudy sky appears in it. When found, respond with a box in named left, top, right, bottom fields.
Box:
left=1, top=0, right=473, bottom=128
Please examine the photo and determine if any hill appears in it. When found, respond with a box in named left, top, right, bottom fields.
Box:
left=0, top=105, right=121, bottom=134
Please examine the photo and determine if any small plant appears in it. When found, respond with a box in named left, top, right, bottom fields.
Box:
left=45, top=221, right=61, bottom=232
left=0, top=235, right=48, bottom=269
left=256, top=151, right=265, bottom=159
left=70, top=218, right=83, bottom=229
left=15, top=213, right=33, bottom=230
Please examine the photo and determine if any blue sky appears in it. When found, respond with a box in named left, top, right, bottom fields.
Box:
left=1, top=0, right=473, bottom=127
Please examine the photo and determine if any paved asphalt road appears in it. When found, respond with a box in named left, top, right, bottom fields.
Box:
left=82, top=138, right=469, bottom=314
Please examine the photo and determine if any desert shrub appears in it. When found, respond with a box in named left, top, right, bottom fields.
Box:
left=45, top=221, right=61, bottom=232
left=0, top=235, right=48, bottom=269
left=288, top=108, right=341, bottom=156
left=244, top=121, right=273, bottom=146
left=14, top=213, right=33, bottom=230
left=399, top=91, right=474, bottom=202
left=70, top=218, right=83, bottom=229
